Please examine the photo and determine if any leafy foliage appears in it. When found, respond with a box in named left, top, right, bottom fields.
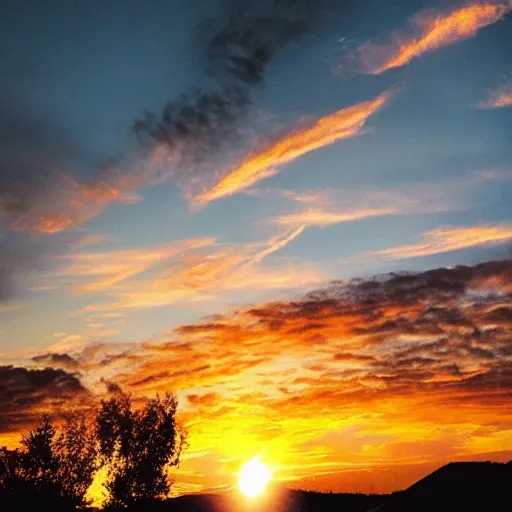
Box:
left=0, top=392, right=185, bottom=510
left=97, top=393, right=187, bottom=509
left=1, top=414, right=97, bottom=509
left=53, top=413, right=98, bottom=506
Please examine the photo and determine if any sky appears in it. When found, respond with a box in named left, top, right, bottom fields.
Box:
left=0, top=0, right=511, bottom=499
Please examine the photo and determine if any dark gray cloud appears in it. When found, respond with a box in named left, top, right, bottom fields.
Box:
left=134, top=0, right=348, bottom=180
left=32, top=352, right=80, bottom=370
left=0, top=0, right=350, bottom=302
left=0, top=365, right=89, bottom=433
left=0, top=100, right=100, bottom=226
left=202, top=0, right=335, bottom=85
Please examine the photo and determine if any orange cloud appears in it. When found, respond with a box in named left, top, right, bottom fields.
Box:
left=194, top=90, right=394, bottom=205
left=357, top=2, right=511, bottom=74
left=79, top=227, right=318, bottom=310
left=7, top=173, right=142, bottom=234
left=2, top=259, right=512, bottom=494
left=371, top=224, right=512, bottom=259
left=58, top=238, right=215, bottom=293
left=477, top=79, right=512, bottom=108
left=269, top=169, right=508, bottom=225
left=274, top=207, right=396, bottom=228
left=87, top=259, right=511, bottom=494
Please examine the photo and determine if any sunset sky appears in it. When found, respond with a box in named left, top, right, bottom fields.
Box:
left=1, top=0, right=511, bottom=498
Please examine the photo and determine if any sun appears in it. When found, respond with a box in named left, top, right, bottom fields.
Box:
left=238, top=456, right=271, bottom=498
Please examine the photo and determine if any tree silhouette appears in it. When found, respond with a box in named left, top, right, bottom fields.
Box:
left=0, top=393, right=185, bottom=510
left=53, top=413, right=98, bottom=507
left=0, top=446, right=24, bottom=496
left=20, top=414, right=58, bottom=485
left=1, top=414, right=97, bottom=509
left=96, top=392, right=186, bottom=509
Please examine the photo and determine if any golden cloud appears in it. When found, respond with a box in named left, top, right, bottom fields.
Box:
left=7, top=174, right=141, bottom=234
left=273, top=207, right=396, bottom=228
left=356, top=2, right=511, bottom=74
left=77, top=227, right=318, bottom=311
left=58, top=237, right=216, bottom=293
left=194, top=90, right=394, bottom=205
left=44, top=259, right=512, bottom=494
left=371, top=224, right=512, bottom=259
left=3, top=260, right=511, bottom=494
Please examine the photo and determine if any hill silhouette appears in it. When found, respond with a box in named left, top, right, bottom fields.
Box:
left=149, top=461, right=511, bottom=512
left=154, top=486, right=386, bottom=512
left=367, top=461, right=512, bottom=512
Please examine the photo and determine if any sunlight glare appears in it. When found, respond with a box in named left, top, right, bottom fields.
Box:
left=238, top=456, right=271, bottom=498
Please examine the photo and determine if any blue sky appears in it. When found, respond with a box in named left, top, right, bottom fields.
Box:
left=1, top=0, right=511, bottom=351
left=0, top=0, right=511, bottom=496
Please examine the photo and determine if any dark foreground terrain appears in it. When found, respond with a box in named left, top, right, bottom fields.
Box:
left=152, top=461, right=512, bottom=512
left=2, top=461, right=511, bottom=511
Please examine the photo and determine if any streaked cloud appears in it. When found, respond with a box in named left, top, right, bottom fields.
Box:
left=477, top=78, right=512, bottom=108
left=371, top=224, right=512, bottom=260
left=58, top=238, right=216, bottom=293
left=74, top=227, right=318, bottom=311
left=355, top=2, right=511, bottom=75
left=274, top=207, right=397, bottom=228
left=3, top=173, right=142, bottom=234
left=194, top=90, right=394, bottom=205
left=269, top=169, right=509, bottom=231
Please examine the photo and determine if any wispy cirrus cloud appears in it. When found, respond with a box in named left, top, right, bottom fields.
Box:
left=194, top=90, right=395, bottom=205
left=269, top=169, right=510, bottom=230
left=0, top=304, right=18, bottom=313
left=58, top=237, right=216, bottom=293
left=371, top=224, right=512, bottom=260
left=0, top=1, right=350, bottom=237
left=353, top=2, right=511, bottom=75
left=273, top=207, right=397, bottom=228
left=477, top=78, right=512, bottom=108
left=63, top=227, right=318, bottom=311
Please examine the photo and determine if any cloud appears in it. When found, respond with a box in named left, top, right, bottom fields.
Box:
left=2, top=172, right=141, bottom=235
left=353, top=2, right=511, bottom=74
left=80, top=258, right=511, bottom=493
left=31, top=352, right=80, bottom=370
left=273, top=207, right=397, bottom=228
left=2, top=259, right=512, bottom=491
left=477, top=78, right=512, bottom=108
left=201, top=0, right=337, bottom=86
left=268, top=170, right=510, bottom=232
left=370, top=224, right=512, bottom=260
left=58, top=237, right=216, bottom=293
left=0, top=99, right=146, bottom=235
left=0, top=1, right=350, bottom=238
left=80, top=227, right=319, bottom=311
left=0, top=303, right=18, bottom=313
left=135, top=0, right=351, bottom=190
left=194, top=90, right=394, bottom=205
left=0, top=365, right=89, bottom=433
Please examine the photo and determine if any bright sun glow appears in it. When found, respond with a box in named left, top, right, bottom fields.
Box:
left=238, top=456, right=271, bottom=498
